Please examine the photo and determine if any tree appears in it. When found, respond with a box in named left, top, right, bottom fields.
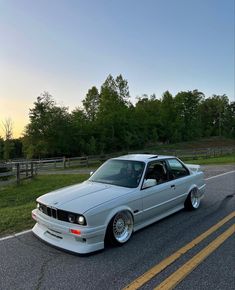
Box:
left=82, top=86, right=100, bottom=121
left=174, top=90, right=204, bottom=141
left=0, top=137, right=4, bottom=160
left=2, top=118, right=13, bottom=140
left=134, top=95, right=161, bottom=146
left=160, top=91, right=177, bottom=143
left=96, top=74, right=131, bottom=151
left=23, top=92, right=72, bottom=158
left=199, top=94, right=229, bottom=137
left=70, top=107, right=88, bottom=155
left=2, top=118, right=14, bottom=160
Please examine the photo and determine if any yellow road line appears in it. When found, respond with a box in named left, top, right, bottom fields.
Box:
left=154, top=224, right=235, bottom=290
left=123, top=211, right=235, bottom=290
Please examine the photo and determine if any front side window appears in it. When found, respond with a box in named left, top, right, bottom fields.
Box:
left=89, top=159, right=145, bottom=188
left=142, top=160, right=168, bottom=189
left=167, top=159, right=189, bottom=179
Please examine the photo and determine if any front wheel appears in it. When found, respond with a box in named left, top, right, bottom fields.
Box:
left=185, top=188, right=201, bottom=210
left=106, top=211, right=133, bottom=246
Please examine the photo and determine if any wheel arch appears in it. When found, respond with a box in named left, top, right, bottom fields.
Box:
left=104, top=206, right=134, bottom=236
left=186, top=184, right=199, bottom=199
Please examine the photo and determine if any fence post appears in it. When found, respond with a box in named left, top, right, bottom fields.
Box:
left=16, top=163, right=20, bottom=185
left=26, top=162, right=28, bottom=177
left=31, top=162, right=34, bottom=177
left=63, top=157, right=66, bottom=169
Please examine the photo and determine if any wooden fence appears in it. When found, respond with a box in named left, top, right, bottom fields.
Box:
left=0, top=146, right=234, bottom=185
left=0, top=162, right=37, bottom=185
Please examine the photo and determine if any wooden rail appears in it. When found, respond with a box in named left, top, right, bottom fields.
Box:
left=1, top=146, right=234, bottom=186
left=0, top=162, right=37, bottom=185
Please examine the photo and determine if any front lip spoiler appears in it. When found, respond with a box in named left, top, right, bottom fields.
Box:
left=32, top=231, right=103, bottom=257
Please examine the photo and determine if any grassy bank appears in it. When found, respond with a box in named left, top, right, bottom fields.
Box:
left=145, top=136, right=235, bottom=151
left=0, top=174, right=88, bottom=237
left=182, top=153, right=235, bottom=165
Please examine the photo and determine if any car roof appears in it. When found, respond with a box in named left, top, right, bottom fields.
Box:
left=113, top=154, right=175, bottom=162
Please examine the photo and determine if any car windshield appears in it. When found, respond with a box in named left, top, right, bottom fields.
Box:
left=89, top=159, right=145, bottom=188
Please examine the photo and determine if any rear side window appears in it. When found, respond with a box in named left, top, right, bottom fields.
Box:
left=167, top=159, right=189, bottom=179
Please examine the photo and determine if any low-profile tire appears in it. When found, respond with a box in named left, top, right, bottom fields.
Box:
left=185, top=188, right=201, bottom=210
left=106, top=211, right=133, bottom=246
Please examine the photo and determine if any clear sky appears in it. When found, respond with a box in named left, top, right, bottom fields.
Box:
left=0, top=0, right=234, bottom=138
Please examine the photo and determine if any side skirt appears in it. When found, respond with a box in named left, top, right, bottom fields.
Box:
left=133, top=204, right=184, bottom=232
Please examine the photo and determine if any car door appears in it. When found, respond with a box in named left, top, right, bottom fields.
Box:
left=165, top=158, right=192, bottom=208
left=141, top=160, right=179, bottom=221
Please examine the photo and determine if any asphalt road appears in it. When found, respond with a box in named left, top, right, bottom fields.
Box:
left=0, top=168, right=234, bottom=290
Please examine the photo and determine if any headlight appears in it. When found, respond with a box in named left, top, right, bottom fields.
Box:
left=77, top=215, right=85, bottom=225
left=37, top=203, right=40, bottom=209
left=68, top=214, right=76, bottom=223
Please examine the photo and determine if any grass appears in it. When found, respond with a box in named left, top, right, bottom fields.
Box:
left=0, top=174, right=88, bottom=237
left=182, top=153, right=235, bottom=165
left=145, top=136, right=235, bottom=151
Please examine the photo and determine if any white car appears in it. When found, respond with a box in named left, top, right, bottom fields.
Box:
left=32, top=154, right=205, bottom=254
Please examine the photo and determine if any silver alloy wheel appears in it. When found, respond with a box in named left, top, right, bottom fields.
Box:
left=112, top=211, right=133, bottom=243
left=190, top=188, right=200, bottom=209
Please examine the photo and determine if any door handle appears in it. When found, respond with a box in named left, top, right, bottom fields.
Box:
left=171, top=184, right=175, bottom=188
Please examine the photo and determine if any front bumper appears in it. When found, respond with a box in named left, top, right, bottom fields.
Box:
left=32, top=209, right=106, bottom=254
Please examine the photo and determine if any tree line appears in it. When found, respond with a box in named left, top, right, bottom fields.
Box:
left=1, top=74, right=234, bottom=160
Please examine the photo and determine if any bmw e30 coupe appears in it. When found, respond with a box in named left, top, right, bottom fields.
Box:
left=32, top=154, right=205, bottom=254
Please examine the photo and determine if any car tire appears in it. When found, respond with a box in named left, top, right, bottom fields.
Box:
left=106, top=211, right=133, bottom=246
left=185, top=188, right=201, bottom=210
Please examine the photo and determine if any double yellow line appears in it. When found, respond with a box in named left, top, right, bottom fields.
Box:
left=123, top=211, right=235, bottom=290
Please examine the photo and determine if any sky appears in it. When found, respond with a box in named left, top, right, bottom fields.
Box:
left=0, top=0, right=234, bottom=138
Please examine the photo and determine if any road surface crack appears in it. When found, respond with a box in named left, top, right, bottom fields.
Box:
left=35, top=256, right=54, bottom=290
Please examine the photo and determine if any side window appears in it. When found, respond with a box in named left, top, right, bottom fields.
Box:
left=143, top=161, right=168, bottom=188
left=167, top=159, right=189, bottom=179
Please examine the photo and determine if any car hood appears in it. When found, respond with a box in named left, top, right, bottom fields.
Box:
left=37, top=181, right=134, bottom=214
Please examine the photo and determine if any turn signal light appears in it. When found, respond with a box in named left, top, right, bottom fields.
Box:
left=32, top=212, right=37, bottom=220
left=70, top=229, right=81, bottom=235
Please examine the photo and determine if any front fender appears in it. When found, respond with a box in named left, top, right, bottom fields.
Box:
left=103, top=206, right=134, bottom=229
left=186, top=184, right=204, bottom=199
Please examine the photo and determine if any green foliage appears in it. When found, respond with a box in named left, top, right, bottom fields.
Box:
left=82, top=86, right=100, bottom=121
left=23, top=92, right=73, bottom=158
left=20, top=75, right=234, bottom=159
left=0, top=137, right=4, bottom=159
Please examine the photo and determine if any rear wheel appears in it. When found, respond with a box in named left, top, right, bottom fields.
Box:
left=185, top=188, right=201, bottom=210
left=106, top=211, right=133, bottom=246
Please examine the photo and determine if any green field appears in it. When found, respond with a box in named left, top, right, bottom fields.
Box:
left=0, top=174, right=88, bottom=237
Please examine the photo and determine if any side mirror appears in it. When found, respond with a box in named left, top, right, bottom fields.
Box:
left=90, top=171, right=94, bottom=176
left=142, top=179, right=157, bottom=189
